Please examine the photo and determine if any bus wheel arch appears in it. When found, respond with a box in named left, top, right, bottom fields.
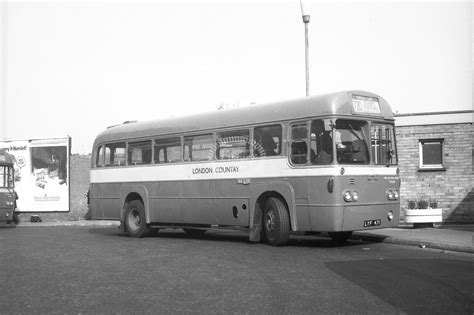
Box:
left=249, top=181, right=297, bottom=231
left=123, top=198, right=151, bottom=238
left=120, top=185, right=150, bottom=231
left=256, top=191, right=290, bottom=220
left=122, top=192, right=143, bottom=226
left=249, top=190, right=292, bottom=245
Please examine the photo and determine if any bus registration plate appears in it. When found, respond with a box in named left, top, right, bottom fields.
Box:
left=364, top=219, right=381, bottom=227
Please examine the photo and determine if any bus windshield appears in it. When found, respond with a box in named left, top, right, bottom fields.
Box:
left=0, top=165, right=14, bottom=189
left=371, top=123, right=397, bottom=165
left=335, top=119, right=370, bottom=164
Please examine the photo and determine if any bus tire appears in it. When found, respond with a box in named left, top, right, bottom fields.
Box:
left=263, top=197, right=290, bottom=246
left=328, top=231, right=353, bottom=245
left=124, top=200, right=150, bottom=238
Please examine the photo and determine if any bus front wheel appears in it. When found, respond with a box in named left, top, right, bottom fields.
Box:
left=125, top=200, right=150, bottom=238
left=263, top=197, right=290, bottom=246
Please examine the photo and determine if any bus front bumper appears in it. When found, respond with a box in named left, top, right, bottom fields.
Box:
left=308, top=203, right=400, bottom=232
left=0, top=207, right=16, bottom=223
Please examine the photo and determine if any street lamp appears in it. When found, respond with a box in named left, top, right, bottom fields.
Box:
left=300, top=0, right=310, bottom=96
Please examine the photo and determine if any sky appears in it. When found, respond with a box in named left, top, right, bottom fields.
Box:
left=0, top=0, right=472, bottom=153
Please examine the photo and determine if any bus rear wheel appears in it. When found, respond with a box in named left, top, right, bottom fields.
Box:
left=328, top=231, right=353, bottom=244
left=263, top=197, right=290, bottom=246
left=125, top=200, right=150, bottom=238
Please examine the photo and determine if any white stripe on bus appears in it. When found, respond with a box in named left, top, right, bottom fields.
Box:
left=90, top=158, right=398, bottom=183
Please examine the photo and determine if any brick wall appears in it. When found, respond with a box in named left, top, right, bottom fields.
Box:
left=397, top=123, right=474, bottom=223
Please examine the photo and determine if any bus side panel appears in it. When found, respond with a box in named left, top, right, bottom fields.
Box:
left=103, top=183, right=122, bottom=219
left=90, top=183, right=121, bottom=220
left=308, top=206, right=344, bottom=231
left=149, top=198, right=182, bottom=223
left=214, top=178, right=250, bottom=227
left=148, top=181, right=182, bottom=223
left=286, top=177, right=311, bottom=231
left=181, top=180, right=216, bottom=225
left=307, top=176, right=340, bottom=231
left=89, top=185, right=101, bottom=219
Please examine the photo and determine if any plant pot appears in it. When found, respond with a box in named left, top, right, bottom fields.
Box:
left=405, top=208, right=442, bottom=227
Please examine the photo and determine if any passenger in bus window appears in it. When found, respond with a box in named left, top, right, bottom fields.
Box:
left=311, top=120, right=333, bottom=165
left=291, top=141, right=308, bottom=164
left=313, top=132, right=333, bottom=164
left=254, top=127, right=278, bottom=157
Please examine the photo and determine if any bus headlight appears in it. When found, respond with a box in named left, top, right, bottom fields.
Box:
left=352, top=191, right=359, bottom=202
left=386, top=189, right=399, bottom=200
left=393, top=190, right=399, bottom=199
left=343, top=190, right=359, bottom=202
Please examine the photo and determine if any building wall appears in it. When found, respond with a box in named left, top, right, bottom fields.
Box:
left=396, top=122, right=474, bottom=223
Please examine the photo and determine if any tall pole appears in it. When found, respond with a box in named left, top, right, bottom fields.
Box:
left=304, top=18, right=309, bottom=96
left=1, top=2, right=7, bottom=138
left=300, top=0, right=310, bottom=96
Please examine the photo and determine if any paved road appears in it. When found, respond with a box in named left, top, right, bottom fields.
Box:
left=1, top=227, right=473, bottom=314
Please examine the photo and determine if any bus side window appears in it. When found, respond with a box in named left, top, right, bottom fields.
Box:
left=128, top=140, right=152, bottom=165
left=253, top=125, right=282, bottom=157
left=0, top=166, right=5, bottom=187
left=154, top=137, right=182, bottom=163
left=184, top=134, right=214, bottom=161
left=96, top=146, right=104, bottom=167
left=290, top=123, right=308, bottom=164
left=104, top=142, right=126, bottom=166
left=216, top=129, right=250, bottom=160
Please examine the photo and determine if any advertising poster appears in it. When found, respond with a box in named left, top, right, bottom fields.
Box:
left=0, top=137, right=70, bottom=212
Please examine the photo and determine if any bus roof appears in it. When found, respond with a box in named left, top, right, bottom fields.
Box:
left=94, top=90, right=394, bottom=145
left=0, top=149, right=15, bottom=165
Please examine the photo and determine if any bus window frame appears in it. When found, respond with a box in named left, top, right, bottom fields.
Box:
left=96, top=145, right=105, bottom=167
left=183, top=133, right=216, bottom=162
left=216, top=129, right=251, bottom=161
left=154, top=136, right=183, bottom=164
left=334, top=118, right=371, bottom=165
left=253, top=123, right=283, bottom=158
left=310, top=119, right=335, bottom=165
left=104, top=142, right=126, bottom=167
left=370, top=122, right=398, bottom=166
left=289, top=121, right=310, bottom=166
left=128, top=140, right=153, bottom=166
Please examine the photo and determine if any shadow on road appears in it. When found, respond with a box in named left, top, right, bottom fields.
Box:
left=326, top=258, right=474, bottom=314
left=87, top=226, right=374, bottom=249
